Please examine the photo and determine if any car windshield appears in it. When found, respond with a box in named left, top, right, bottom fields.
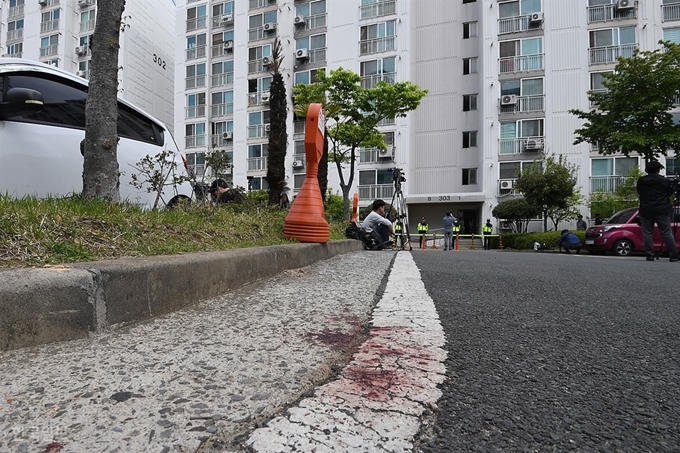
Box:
left=607, top=208, right=637, bottom=225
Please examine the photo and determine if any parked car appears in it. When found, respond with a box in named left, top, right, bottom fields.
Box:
left=0, top=58, right=191, bottom=208
left=584, top=207, right=680, bottom=256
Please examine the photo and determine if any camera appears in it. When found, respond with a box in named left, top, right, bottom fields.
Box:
left=388, top=167, right=406, bottom=188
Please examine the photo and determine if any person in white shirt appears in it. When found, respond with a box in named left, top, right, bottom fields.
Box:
left=362, top=199, right=395, bottom=244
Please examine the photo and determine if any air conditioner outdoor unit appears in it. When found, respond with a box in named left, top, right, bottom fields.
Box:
left=524, top=138, right=544, bottom=151
left=76, top=70, right=86, bottom=78
left=221, top=14, right=233, bottom=24
left=262, top=56, right=272, bottom=66
left=261, top=92, right=270, bottom=103
left=500, top=180, right=514, bottom=190
left=500, top=94, right=517, bottom=106
left=264, top=124, right=271, bottom=132
left=75, top=46, right=86, bottom=56
left=292, top=160, right=304, bottom=168
left=263, top=22, right=277, bottom=32
left=224, top=40, right=234, bottom=51
left=616, top=0, right=633, bottom=10
left=378, top=147, right=393, bottom=158
left=294, top=16, right=306, bottom=25
left=38, top=0, right=47, bottom=6
left=296, top=48, right=309, bottom=60
left=222, top=131, right=233, bottom=140
left=78, top=0, right=91, bottom=7
left=529, top=12, right=544, bottom=24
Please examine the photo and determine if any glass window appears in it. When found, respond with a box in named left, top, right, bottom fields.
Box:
left=463, top=94, right=478, bottom=111
left=463, top=131, right=478, bottom=148
left=500, top=162, right=521, bottom=179
left=359, top=170, right=376, bottom=185
left=463, top=168, right=477, bottom=185
left=463, top=21, right=477, bottom=39
left=592, top=158, right=613, bottom=176
left=463, top=57, right=477, bottom=75
left=590, top=71, right=612, bottom=90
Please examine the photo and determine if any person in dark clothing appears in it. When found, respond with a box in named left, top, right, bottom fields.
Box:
left=594, top=213, right=603, bottom=225
left=558, top=229, right=582, bottom=254
left=576, top=215, right=587, bottom=230
left=636, top=160, right=680, bottom=262
left=210, top=179, right=240, bottom=204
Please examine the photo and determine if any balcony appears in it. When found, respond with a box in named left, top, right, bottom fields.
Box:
left=361, top=72, right=396, bottom=89
left=358, top=184, right=394, bottom=201
left=2, top=52, right=23, bottom=58
left=186, top=45, right=207, bottom=61
left=185, top=75, right=206, bottom=90
left=186, top=16, right=208, bottom=32
left=185, top=105, right=206, bottom=119
left=248, top=92, right=268, bottom=107
left=212, top=43, right=232, bottom=59
left=589, top=44, right=638, bottom=65
left=249, top=0, right=272, bottom=10
left=377, top=117, right=396, bottom=127
left=587, top=4, right=637, bottom=23
left=39, top=44, right=59, bottom=58
left=663, top=3, right=680, bottom=22
left=8, top=5, right=25, bottom=19
left=359, top=147, right=395, bottom=163
left=247, top=124, right=270, bottom=139
left=249, top=24, right=277, bottom=42
left=80, top=19, right=95, bottom=33
left=7, top=29, right=24, bottom=42
left=498, top=14, right=542, bottom=35
left=591, top=175, right=634, bottom=193
left=499, top=54, right=544, bottom=74
left=211, top=134, right=234, bottom=148
left=40, top=19, right=60, bottom=34
left=499, top=95, right=545, bottom=114
left=294, top=13, right=327, bottom=33
left=186, top=135, right=207, bottom=149
left=248, top=58, right=269, bottom=74
left=360, top=36, right=396, bottom=55
left=211, top=72, right=234, bottom=88
left=44, top=0, right=60, bottom=6
left=211, top=103, right=234, bottom=117
left=247, top=157, right=267, bottom=172
left=499, top=136, right=545, bottom=155
left=360, top=0, right=396, bottom=20
left=212, top=14, right=234, bottom=28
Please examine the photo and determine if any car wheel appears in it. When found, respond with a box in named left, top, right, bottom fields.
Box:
left=613, top=239, right=633, bottom=256
left=166, top=194, right=191, bottom=210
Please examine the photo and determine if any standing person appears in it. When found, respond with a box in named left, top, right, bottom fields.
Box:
left=362, top=199, right=395, bottom=246
left=442, top=212, right=456, bottom=251
left=594, top=213, right=603, bottom=225
left=576, top=215, right=588, bottom=230
left=636, top=160, right=680, bottom=262
left=482, top=219, right=493, bottom=250
left=452, top=219, right=461, bottom=251
left=417, top=217, right=429, bottom=249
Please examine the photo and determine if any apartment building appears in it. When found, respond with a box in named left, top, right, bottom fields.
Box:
left=0, top=0, right=176, bottom=129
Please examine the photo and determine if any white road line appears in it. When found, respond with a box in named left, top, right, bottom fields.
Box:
left=247, top=252, right=448, bottom=452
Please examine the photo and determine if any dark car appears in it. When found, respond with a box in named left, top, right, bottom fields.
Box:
left=584, top=207, right=680, bottom=256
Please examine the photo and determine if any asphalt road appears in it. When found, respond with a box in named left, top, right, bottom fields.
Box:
left=411, top=250, right=680, bottom=452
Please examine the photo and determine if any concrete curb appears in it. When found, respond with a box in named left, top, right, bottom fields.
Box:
left=0, top=240, right=363, bottom=351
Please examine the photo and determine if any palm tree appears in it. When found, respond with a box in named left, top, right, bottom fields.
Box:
left=266, top=38, right=288, bottom=206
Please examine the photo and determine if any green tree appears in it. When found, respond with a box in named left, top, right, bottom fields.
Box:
left=82, top=0, right=127, bottom=201
left=571, top=41, right=680, bottom=162
left=265, top=38, right=288, bottom=206
left=492, top=198, right=539, bottom=233
left=515, top=155, right=580, bottom=232
left=588, top=166, right=642, bottom=218
left=293, top=68, right=428, bottom=219
left=546, top=193, right=585, bottom=231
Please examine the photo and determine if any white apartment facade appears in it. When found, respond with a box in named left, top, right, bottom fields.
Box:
left=0, top=0, right=176, bottom=129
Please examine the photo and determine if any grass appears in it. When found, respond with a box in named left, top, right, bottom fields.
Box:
left=0, top=193, right=348, bottom=268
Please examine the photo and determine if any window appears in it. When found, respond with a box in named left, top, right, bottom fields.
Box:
left=501, top=77, right=543, bottom=97
left=212, top=60, right=234, bottom=87
left=212, top=90, right=234, bottom=116
left=463, top=0, right=476, bottom=3
left=499, top=0, right=541, bottom=18
left=499, top=161, right=536, bottom=179
left=360, top=57, right=396, bottom=88
left=296, top=0, right=326, bottom=19
left=590, top=71, right=613, bottom=91
left=186, top=123, right=206, bottom=148
left=3, top=73, right=162, bottom=145
left=212, top=0, right=235, bottom=17
left=666, top=157, right=680, bottom=176
left=663, top=27, right=680, bottom=45
left=360, top=20, right=396, bottom=54
left=463, top=131, right=478, bottom=148
left=463, top=57, right=477, bottom=75
left=186, top=63, right=207, bottom=89
left=249, top=177, right=269, bottom=191
left=248, top=144, right=268, bottom=171
left=296, top=33, right=327, bottom=61
left=359, top=169, right=393, bottom=186
left=294, top=68, right=324, bottom=86
left=248, top=11, right=278, bottom=41
left=185, top=152, right=206, bottom=177
left=6, top=43, right=23, bottom=57
left=79, top=35, right=92, bottom=47
left=78, top=60, right=89, bottom=73
left=462, top=168, right=477, bottom=185
left=80, top=10, right=95, bottom=33
left=39, top=34, right=59, bottom=58
left=499, top=37, right=543, bottom=71
left=589, top=27, right=636, bottom=48
left=186, top=34, right=207, bottom=60
left=463, top=21, right=477, bottom=39
left=186, top=93, right=206, bottom=119
left=463, top=94, right=478, bottom=112
left=294, top=174, right=306, bottom=190
left=187, top=5, right=207, bottom=31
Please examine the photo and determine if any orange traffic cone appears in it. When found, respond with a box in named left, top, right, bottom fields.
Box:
left=455, top=234, right=460, bottom=251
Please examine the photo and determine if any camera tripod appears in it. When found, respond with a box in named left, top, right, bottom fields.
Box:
left=388, top=184, right=412, bottom=251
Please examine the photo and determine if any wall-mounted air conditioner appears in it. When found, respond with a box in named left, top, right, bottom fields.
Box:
left=378, top=147, right=393, bottom=158
left=263, top=22, right=277, bottom=32
left=75, top=46, right=86, bottom=56
left=500, top=180, right=514, bottom=190
left=529, top=12, right=544, bottom=24
left=524, top=138, right=544, bottom=151
left=616, top=0, right=633, bottom=10
left=38, top=0, right=47, bottom=6
left=78, top=0, right=91, bottom=7
left=261, top=92, right=270, bottom=103
left=296, top=48, right=309, bottom=60
left=223, top=131, right=233, bottom=140
left=264, top=124, right=271, bottom=132
left=224, top=40, right=234, bottom=51
left=500, top=94, right=517, bottom=106
left=76, top=70, right=87, bottom=78
left=294, top=16, right=306, bottom=25
left=221, top=14, right=233, bottom=25
left=292, top=160, right=304, bottom=168
left=262, top=56, right=272, bottom=66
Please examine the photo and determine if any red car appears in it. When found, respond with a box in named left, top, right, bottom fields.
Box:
left=584, top=207, right=680, bottom=256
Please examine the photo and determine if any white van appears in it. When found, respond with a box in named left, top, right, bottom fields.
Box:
left=0, top=58, right=191, bottom=208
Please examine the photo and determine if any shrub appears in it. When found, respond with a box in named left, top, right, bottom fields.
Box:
left=499, top=230, right=586, bottom=250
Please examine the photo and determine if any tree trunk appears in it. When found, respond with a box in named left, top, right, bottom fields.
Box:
left=266, top=39, right=287, bottom=205
left=82, top=0, right=126, bottom=202
left=317, top=131, right=328, bottom=202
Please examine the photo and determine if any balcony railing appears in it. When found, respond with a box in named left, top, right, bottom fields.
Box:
left=80, top=19, right=95, bottom=33
left=186, top=45, right=207, bottom=61
left=211, top=72, right=234, bottom=88
left=2, top=52, right=23, bottom=58
left=249, top=25, right=277, bottom=42
left=39, top=44, right=59, bottom=58
left=247, top=157, right=267, bottom=172
left=248, top=92, right=266, bottom=106
left=498, top=15, right=540, bottom=35
left=499, top=54, right=544, bottom=74
left=360, top=36, right=396, bottom=55
left=185, top=105, right=206, bottom=119
left=359, top=146, right=395, bottom=163
left=377, top=117, right=396, bottom=127
left=663, top=3, right=680, bottom=22
left=499, top=136, right=545, bottom=155
left=185, top=75, right=206, bottom=90
left=40, top=19, right=60, bottom=34
left=248, top=58, right=268, bottom=74
left=361, top=72, right=396, bottom=89
left=7, top=29, right=24, bottom=42
left=295, top=13, right=327, bottom=33
left=360, top=0, right=396, bottom=20
left=591, top=176, right=634, bottom=193
left=587, top=4, right=637, bottom=23
left=8, top=5, right=25, bottom=18
left=358, top=184, right=394, bottom=200
left=589, top=44, right=638, bottom=65
left=499, top=95, right=545, bottom=114
left=211, top=103, right=234, bottom=117
left=45, top=0, right=60, bottom=6
left=212, top=43, right=232, bottom=58
left=186, top=135, right=207, bottom=149
left=211, top=134, right=235, bottom=148
left=186, top=16, right=207, bottom=32
left=247, top=124, right=270, bottom=139
left=499, top=180, right=519, bottom=196
left=249, top=0, right=270, bottom=10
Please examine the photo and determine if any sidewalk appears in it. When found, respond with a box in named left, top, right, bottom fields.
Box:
left=0, top=251, right=396, bottom=452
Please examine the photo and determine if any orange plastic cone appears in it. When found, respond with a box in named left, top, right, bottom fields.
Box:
left=284, top=104, right=329, bottom=243
left=455, top=234, right=460, bottom=251
left=351, top=193, right=359, bottom=223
